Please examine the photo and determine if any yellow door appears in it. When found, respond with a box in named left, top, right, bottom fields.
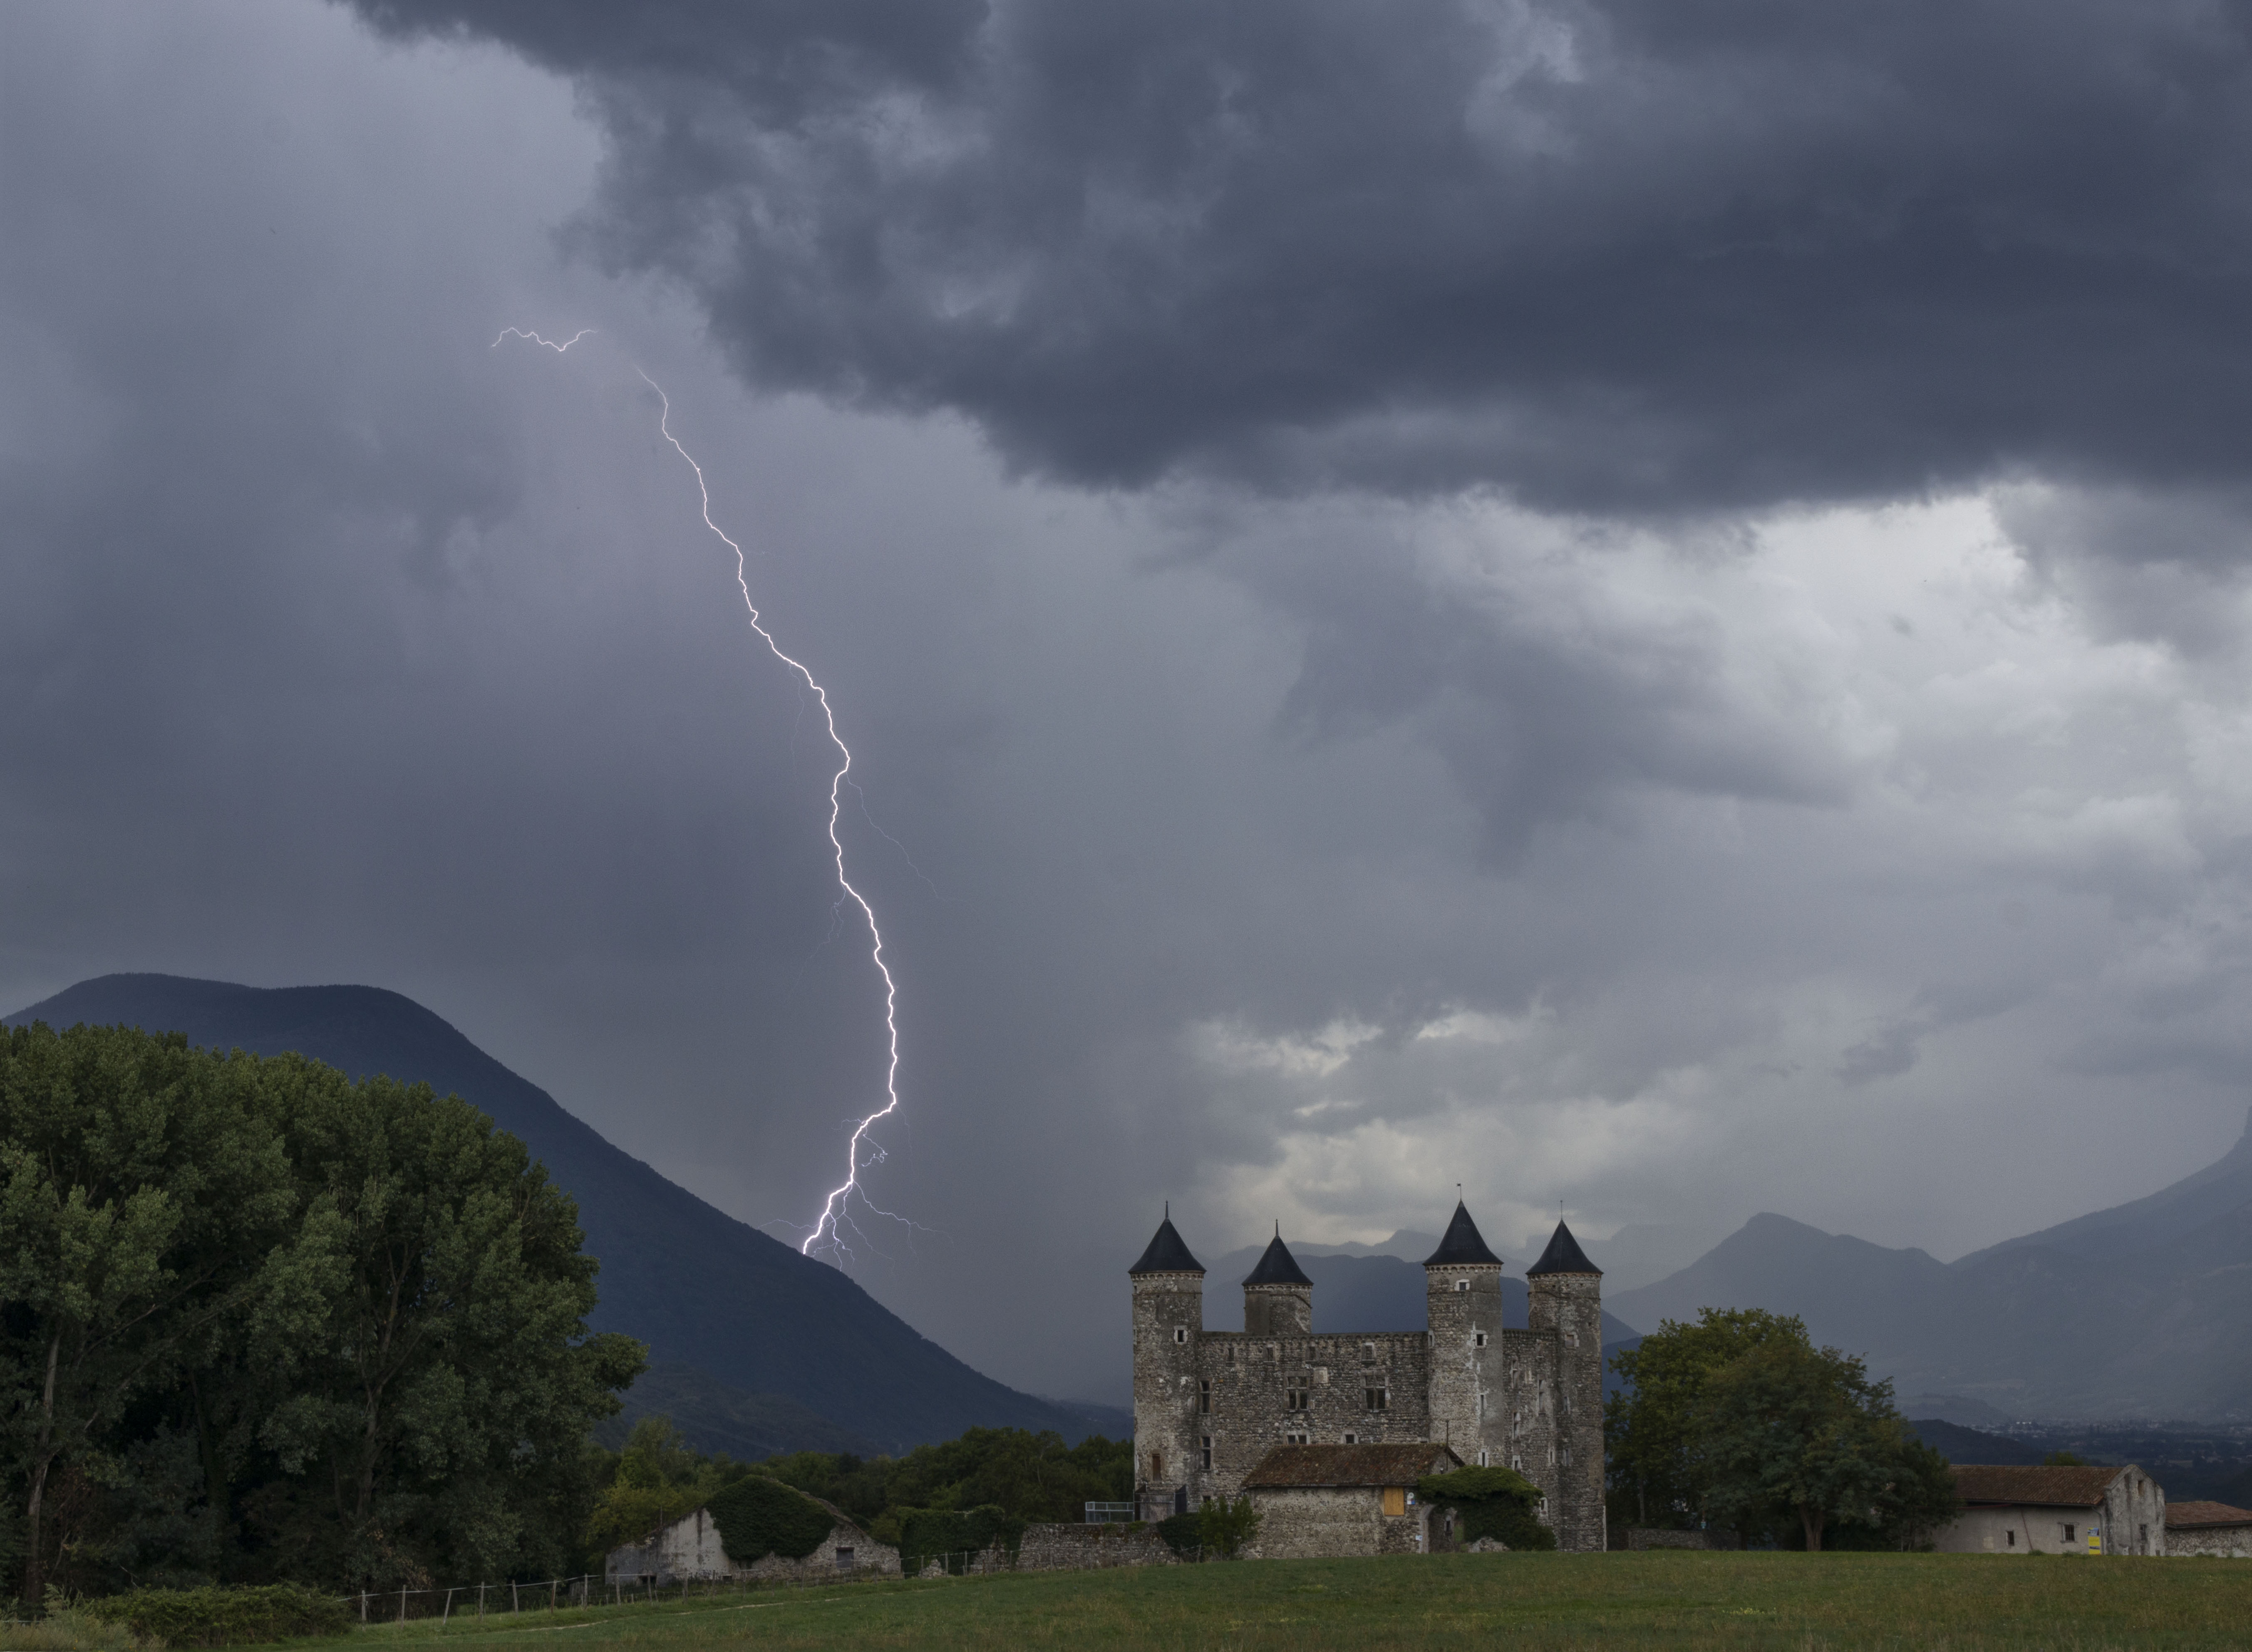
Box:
left=1381, top=1487, right=1406, bottom=1517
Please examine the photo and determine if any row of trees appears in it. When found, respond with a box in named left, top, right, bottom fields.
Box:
left=0, top=1022, right=645, bottom=1605
left=1606, top=1308, right=1957, bottom=1550
left=583, top=1418, right=1134, bottom=1564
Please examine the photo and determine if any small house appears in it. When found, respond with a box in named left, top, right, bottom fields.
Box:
left=1240, top=1442, right=1463, bottom=1558
left=606, top=1493, right=901, bottom=1585
left=1933, top=1464, right=2166, bottom=1556
left=2165, top=1501, right=2252, bottom=1558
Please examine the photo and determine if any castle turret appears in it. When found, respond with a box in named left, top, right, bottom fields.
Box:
left=1526, top=1220, right=1605, bottom=1551
left=1241, top=1227, right=1313, bottom=1335
left=1129, top=1210, right=1205, bottom=1519
left=1423, top=1202, right=1505, bottom=1460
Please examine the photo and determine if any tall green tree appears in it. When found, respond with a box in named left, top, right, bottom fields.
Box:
left=1605, top=1307, right=1809, bottom=1533
left=1689, top=1340, right=1955, bottom=1550
left=239, top=1056, right=645, bottom=1588
left=0, top=1026, right=305, bottom=1608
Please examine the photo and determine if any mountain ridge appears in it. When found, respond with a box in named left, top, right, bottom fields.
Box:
left=1611, top=1120, right=2252, bottom=1420
left=5, top=973, right=1097, bottom=1454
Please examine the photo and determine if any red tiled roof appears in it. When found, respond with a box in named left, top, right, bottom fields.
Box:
left=1949, top=1465, right=2126, bottom=1508
left=2167, top=1501, right=2252, bottom=1530
left=1241, top=1443, right=1463, bottom=1489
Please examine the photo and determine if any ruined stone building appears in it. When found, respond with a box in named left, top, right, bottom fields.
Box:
left=1130, top=1202, right=1608, bottom=1553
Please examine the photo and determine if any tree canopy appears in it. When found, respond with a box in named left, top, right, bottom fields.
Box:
left=1607, top=1307, right=1956, bottom=1550
left=0, top=1022, right=644, bottom=1602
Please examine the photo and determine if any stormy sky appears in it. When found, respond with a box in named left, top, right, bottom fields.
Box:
left=8, top=0, right=2252, bottom=1402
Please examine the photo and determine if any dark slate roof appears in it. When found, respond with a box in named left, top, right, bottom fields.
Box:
left=1243, top=1443, right=1463, bottom=1489
left=1242, top=1231, right=1314, bottom=1287
left=1525, top=1219, right=1602, bottom=1277
left=1422, top=1202, right=1503, bottom=1267
left=2168, top=1501, right=2252, bottom=1530
left=1950, top=1465, right=2128, bottom=1508
left=1128, top=1215, right=1205, bottom=1275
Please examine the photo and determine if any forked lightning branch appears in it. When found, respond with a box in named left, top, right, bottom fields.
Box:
left=495, top=328, right=904, bottom=1263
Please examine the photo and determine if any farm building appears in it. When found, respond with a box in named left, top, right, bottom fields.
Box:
left=1933, top=1464, right=2166, bottom=1556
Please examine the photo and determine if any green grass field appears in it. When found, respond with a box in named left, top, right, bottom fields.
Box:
left=305, top=1553, right=2252, bottom=1652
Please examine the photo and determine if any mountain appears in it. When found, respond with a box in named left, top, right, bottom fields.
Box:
left=1201, top=1245, right=1642, bottom=1347
left=1610, top=1113, right=2252, bottom=1420
left=5, top=974, right=1100, bottom=1455
left=1905, top=1419, right=2046, bottom=1466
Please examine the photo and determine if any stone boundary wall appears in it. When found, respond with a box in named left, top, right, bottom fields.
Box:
left=1627, top=1528, right=1740, bottom=1551
left=1012, top=1523, right=1181, bottom=1570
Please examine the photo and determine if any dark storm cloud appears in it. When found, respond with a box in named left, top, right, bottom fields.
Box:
left=354, top=0, right=2252, bottom=512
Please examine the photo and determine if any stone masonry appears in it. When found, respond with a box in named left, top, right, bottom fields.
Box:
left=1130, top=1203, right=1608, bottom=1552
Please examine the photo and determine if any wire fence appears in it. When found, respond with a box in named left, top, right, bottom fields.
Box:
left=341, top=1562, right=901, bottom=1626
left=340, top=1540, right=1202, bottom=1625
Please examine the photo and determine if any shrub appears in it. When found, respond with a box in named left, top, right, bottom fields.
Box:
left=1418, top=1466, right=1558, bottom=1552
left=0, top=1608, right=152, bottom=1651
left=1155, top=1513, right=1202, bottom=1557
left=82, top=1584, right=349, bottom=1646
left=705, top=1475, right=838, bottom=1565
left=1196, top=1496, right=1261, bottom=1558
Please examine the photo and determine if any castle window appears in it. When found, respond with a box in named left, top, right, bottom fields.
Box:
left=1286, top=1431, right=1309, bottom=1445
left=1287, top=1385, right=1310, bottom=1410
left=1174, top=1327, right=1188, bottom=1344
left=1201, top=1437, right=1212, bottom=1470
left=1473, top=1332, right=1487, bottom=1348
left=1454, top=1280, right=1469, bottom=1293
left=1199, top=1380, right=1211, bottom=1414
left=1363, top=1342, right=1377, bottom=1362
left=1478, top=1451, right=1489, bottom=1467
left=1511, top=1456, right=1522, bottom=1471
left=1364, top=1387, right=1389, bottom=1411
left=1343, top=1432, right=1357, bottom=1445
left=1152, top=1452, right=1163, bottom=1479
left=1564, top=1332, right=1579, bottom=1347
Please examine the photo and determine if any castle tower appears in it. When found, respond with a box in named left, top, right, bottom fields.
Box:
left=1241, top=1227, right=1313, bottom=1335
left=1422, top=1202, right=1505, bottom=1460
left=1128, top=1210, right=1205, bottom=1519
left=1526, top=1220, right=1606, bottom=1551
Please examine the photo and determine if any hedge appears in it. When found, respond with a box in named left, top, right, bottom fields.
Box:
left=706, top=1474, right=840, bottom=1565
left=82, top=1584, right=349, bottom=1646
left=898, top=1505, right=1025, bottom=1574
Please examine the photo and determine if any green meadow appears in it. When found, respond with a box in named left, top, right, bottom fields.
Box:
left=282, top=1552, right=2252, bottom=1652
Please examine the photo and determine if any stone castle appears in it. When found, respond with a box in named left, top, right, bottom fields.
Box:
left=1130, top=1202, right=1608, bottom=1552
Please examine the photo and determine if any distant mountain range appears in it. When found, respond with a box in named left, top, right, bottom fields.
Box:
left=5, top=974, right=1103, bottom=1457
left=1610, top=1114, right=2252, bottom=1421
left=1201, top=1241, right=1643, bottom=1349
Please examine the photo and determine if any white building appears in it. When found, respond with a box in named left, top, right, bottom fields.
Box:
left=1933, top=1465, right=2165, bottom=1556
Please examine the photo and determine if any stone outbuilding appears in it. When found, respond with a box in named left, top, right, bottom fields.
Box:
left=1933, top=1465, right=2167, bottom=1556
left=605, top=1498, right=901, bottom=1585
left=1240, top=1442, right=1463, bottom=1558
left=2165, top=1501, right=2252, bottom=1557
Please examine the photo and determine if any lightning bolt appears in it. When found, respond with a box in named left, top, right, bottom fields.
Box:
left=492, top=327, right=595, bottom=352
left=496, top=328, right=908, bottom=1265
left=634, top=369, right=904, bottom=1262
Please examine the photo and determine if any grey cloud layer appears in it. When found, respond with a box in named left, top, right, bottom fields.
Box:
left=355, top=0, right=2252, bottom=509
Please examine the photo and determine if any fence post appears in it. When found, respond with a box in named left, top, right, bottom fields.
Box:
left=550, top=1580, right=558, bottom=1612
left=359, top=1593, right=368, bottom=1624
left=512, top=1582, right=520, bottom=1613
left=478, top=1583, right=487, bottom=1620
left=442, top=1587, right=454, bottom=1624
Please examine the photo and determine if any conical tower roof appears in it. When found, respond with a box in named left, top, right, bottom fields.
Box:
left=1422, top=1201, right=1504, bottom=1267
left=1242, top=1228, right=1313, bottom=1287
left=1526, top=1219, right=1601, bottom=1277
left=1128, top=1211, right=1205, bottom=1275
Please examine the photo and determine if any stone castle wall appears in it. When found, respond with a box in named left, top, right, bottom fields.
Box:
left=1247, top=1486, right=1427, bottom=1559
